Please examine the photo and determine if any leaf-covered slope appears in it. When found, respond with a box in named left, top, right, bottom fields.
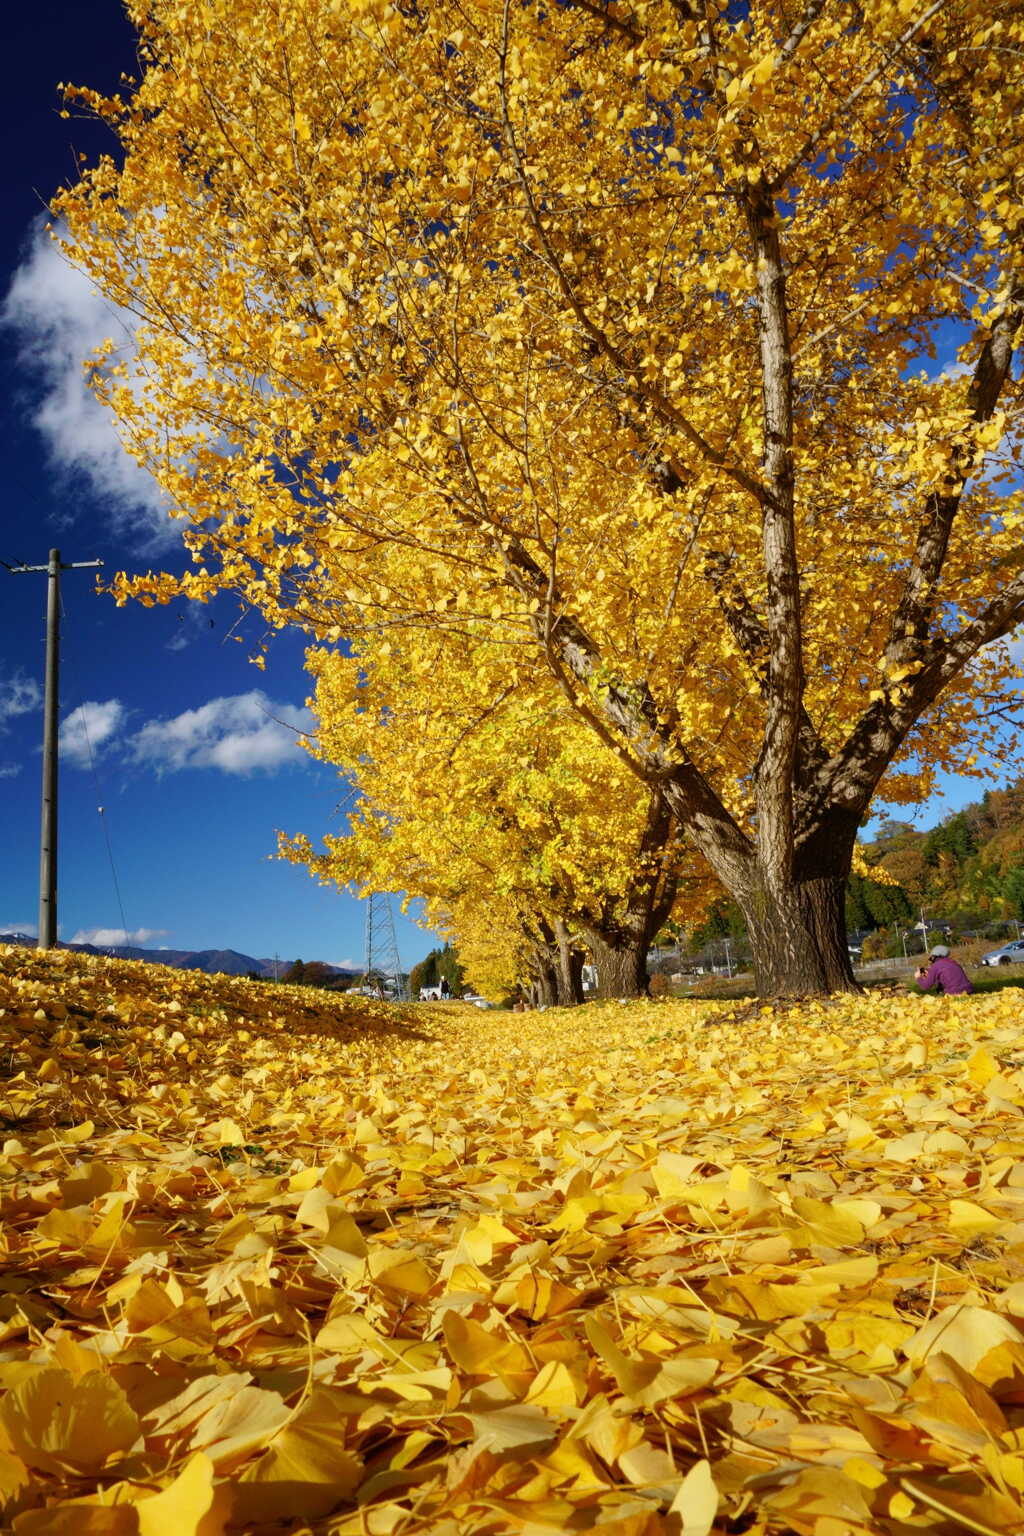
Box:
left=2, top=943, right=1024, bottom=1533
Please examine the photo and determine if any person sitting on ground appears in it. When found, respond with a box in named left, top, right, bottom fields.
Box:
left=914, top=944, right=974, bottom=996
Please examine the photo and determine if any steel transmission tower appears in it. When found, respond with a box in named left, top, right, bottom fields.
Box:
left=363, top=893, right=407, bottom=1000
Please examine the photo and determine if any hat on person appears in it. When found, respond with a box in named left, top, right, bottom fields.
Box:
left=929, top=944, right=950, bottom=958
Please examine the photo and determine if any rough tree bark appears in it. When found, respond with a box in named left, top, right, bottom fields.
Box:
left=582, top=921, right=653, bottom=999
left=579, top=794, right=679, bottom=998
left=553, top=918, right=585, bottom=1006
left=527, top=918, right=585, bottom=1006
left=527, top=941, right=559, bottom=1008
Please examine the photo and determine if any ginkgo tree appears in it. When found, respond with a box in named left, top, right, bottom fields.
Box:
left=285, top=633, right=705, bottom=1000
left=58, top=0, right=1024, bottom=995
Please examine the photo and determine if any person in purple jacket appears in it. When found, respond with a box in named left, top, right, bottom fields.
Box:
left=914, top=944, right=974, bottom=995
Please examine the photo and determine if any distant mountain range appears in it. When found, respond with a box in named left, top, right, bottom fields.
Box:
left=0, top=934, right=359, bottom=981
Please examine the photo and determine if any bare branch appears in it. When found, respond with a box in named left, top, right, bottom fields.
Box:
left=777, top=0, right=830, bottom=67
left=565, top=0, right=644, bottom=44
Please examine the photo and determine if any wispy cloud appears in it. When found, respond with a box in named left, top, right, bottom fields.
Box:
left=59, top=700, right=126, bottom=769
left=0, top=922, right=37, bottom=939
left=0, top=670, right=42, bottom=729
left=71, top=926, right=167, bottom=947
left=0, top=762, right=22, bottom=779
left=1, top=221, right=173, bottom=549
left=130, top=690, right=313, bottom=776
left=56, top=690, right=313, bottom=776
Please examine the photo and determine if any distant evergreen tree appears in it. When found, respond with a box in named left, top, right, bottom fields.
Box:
left=409, top=952, right=439, bottom=995
left=688, top=897, right=745, bottom=948
left=923, top=811, right=978, bottom=868
left=845, top=876, right=872, bottom=932
left=1005, top=865, right=1024, bottom=921
left=410, top=943, right=465, bottom=996
left=862, top=878, right=914, bottom=928
left=845, top=873, right=912, bottom=931
left=283, top=959, right=335, bottom=987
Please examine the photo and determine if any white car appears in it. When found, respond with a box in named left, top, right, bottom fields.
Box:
left=462, top=994, right=495, bottom=1009
left=980, top=938, right=1024, bottom=967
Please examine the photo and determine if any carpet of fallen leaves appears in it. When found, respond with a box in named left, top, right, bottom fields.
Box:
left=3, top=947, right=1024, bottom=1535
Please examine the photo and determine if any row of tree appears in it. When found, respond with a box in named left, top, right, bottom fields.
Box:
left=283, top=645, right=708, bottom=1002
left=60, top=0, right=1024, bottom=994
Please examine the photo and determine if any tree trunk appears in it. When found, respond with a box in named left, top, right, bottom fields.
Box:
left=736, top=817, right=860, bottom=996
left=528, top=948, right=559, bottom=1008
left=577, top=790, right=680, bottom=999
left=581, top=923, right=650, bottom=999
left=554, top=919, right=585, bottom=1006
left=738, top=878, right=853, bottom=995
left=528, top=917, right=583, bottom=1007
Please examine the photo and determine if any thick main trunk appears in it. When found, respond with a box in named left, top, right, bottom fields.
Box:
left=581, top=925, right=650, bottom=999
left=738, top=873, right=856, bottom=996
left=736, top=816, right=860, bottom=997
left=528, top=946, right=559, bottom=1008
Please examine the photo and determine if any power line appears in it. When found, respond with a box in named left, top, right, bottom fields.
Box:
left=63, top=679, right=131, bottom=948
left=57, top=580, right=133, bottom=948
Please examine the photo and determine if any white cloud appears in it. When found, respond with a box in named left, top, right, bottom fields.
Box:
left=54, top=690, right=313, bottom=777
left=0, top=670, right=42, bottom=729
left=0, top=762, right=21, bottom=779
left=71, top=926, right=167, bottom=946
left=931, top=359, right=972, bottom=384
left=59, top=700, right=126, bottom=769
left=130, top=690, right=313, bottom=775
left=2, top=222, right=173, bottom=548
left=0, top=922, right=37, bottom=938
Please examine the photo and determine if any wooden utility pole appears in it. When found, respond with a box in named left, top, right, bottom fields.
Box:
left=8, top=550, right=103, bottom=949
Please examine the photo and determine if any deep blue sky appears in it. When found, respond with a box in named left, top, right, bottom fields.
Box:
left=0, top=2, right=1013, bottom=963
left=0, top=0, right=434, bottom=969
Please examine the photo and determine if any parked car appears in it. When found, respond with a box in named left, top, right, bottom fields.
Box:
left=462, top=994, right=495, bottom=1008
left=980, top=938, right=1024, bottom=967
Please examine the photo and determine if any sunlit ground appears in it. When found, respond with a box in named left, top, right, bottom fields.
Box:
left=3, top=942, right=1024, bottom=1534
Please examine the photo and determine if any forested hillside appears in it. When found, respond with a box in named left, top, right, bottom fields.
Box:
left=854, top=778, right=1024, bottom=934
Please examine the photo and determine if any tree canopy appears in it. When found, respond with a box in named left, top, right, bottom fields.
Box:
left=284, top=633, right=706, bottom=1000
left=57, top=0, right=1024, bottom=994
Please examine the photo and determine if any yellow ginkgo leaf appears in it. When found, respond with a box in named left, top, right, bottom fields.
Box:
left=234, top=1389, right=363, bottom=1523
left=0, top=1370, right=139, bottom=1475
left=137, top=1453, right=225, bottom=1536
